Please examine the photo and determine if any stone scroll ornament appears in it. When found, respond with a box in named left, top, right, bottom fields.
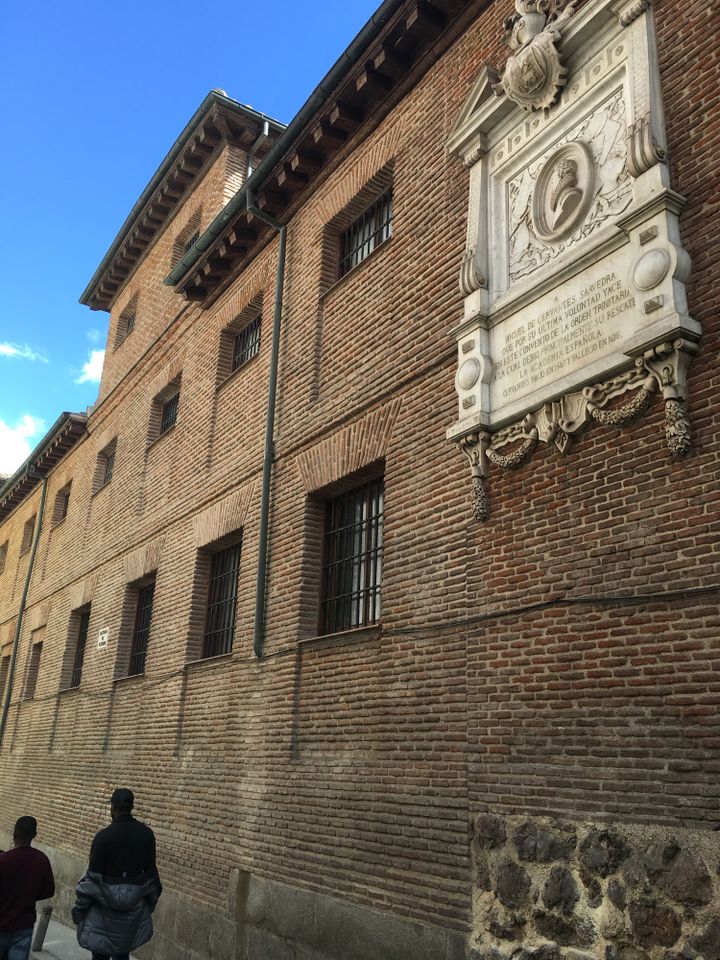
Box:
left=460, top=340, right=696, bottom=521
left=494, top=0, right=577, bottom=112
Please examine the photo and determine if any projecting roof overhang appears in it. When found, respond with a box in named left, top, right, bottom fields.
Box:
left=0, top=413, right=88, bottom=522
left=166, top=0, right=492, bottom=306
left=80, top=93, right=285, bottom=312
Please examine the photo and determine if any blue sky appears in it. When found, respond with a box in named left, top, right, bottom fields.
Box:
left=0, top=0, right=379, bottom=477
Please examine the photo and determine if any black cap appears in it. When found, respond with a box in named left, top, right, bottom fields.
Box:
left=110, top=788, right=134, bottom=809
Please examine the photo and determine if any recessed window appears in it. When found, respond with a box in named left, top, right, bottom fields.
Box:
left=184, top=231, right=200, bottom=254
left=320, top=477, right=384, bottom=634
left=115, top=296, right=139, bottom=347
left=149, top=375, right=182, bottom=443
left=339, top=190, right=393, bottom=277
left=0, top=654, right=10, bottom=704
left=20, top=515, right=36, bottom=556
left=160, top=392, right=180, bottom=435
left=0, top=541, right=7, bottom=575
left=125, top=313, right=136, bottom=335
left=232, top=315, right=262, bottom=372
left=129, top=578, right=155, bottom=676
left=53, top=482, right=72, bottom=525
left=94, top=440, right=117, bottom=493
left=23, top=635, right=43, bottom=700
left=69, top=606, right=91, bottom=688
left=203, top=540, right=241, bottom=658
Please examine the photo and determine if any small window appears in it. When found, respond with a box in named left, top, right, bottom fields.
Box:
left=116, top=297, right=138, bottom=347
left=129, top=579, right=155, bottom=676
left=20, top=516, right=36, bottom=556
left=231, top=315, right=262, bottom=372
left=203, top=541, right=241, bottom=658
left=320, top=477, right=384, bottom=635
left=339, top=190, right=393, bottom=277
left=184, top=231, right=200, bottom=254
left=0, top=541, right=7, bottom=575
left=0, top=654, right=10, bottom=704
left=160, top=392, right=180, bottom=435
left=149, top=375, right=182, bottom=443
left=23, top=637, right=43, bottom=700
left=69, top=606, right=91, bottom=688
left=125, top=313, right=136, bottom=335
left=53, top=482, right=72, bottom=525
left=94, top=440, right=117, bottom=493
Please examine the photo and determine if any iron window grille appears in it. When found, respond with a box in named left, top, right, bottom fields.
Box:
left=24, top=642, right=42, bottom=700
left=203, top=542, right=241, bottom=658
left=125, top=314, right=136, bottom=335
left=57, top=489, right=71, bottom=523
left=232, top=315, right=262, bottom=372
left=129, top=581, right=155, bottom=676
left=70, top=607, right=91, bottom=688
left=339, top=191, right=393, bottom=278
left=0, top=542, right=7, bottom=575
left=102, top=451, right=115, bottom=487
left=184, top=231, right=200, bottom=254
left=320, top=477, right=384, bottom=635
left=160, top=392, right=180, bottom=435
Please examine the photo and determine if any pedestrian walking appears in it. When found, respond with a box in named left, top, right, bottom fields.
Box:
left=72, top=789, right=161, bottom=960
left=0, top=815, right=55, bottom=960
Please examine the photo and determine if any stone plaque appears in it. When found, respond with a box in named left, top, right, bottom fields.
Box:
left=446, top=0, right=700, bottom=518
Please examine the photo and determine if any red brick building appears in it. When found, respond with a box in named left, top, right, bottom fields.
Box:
left=1, top=1, right=718, bottom=958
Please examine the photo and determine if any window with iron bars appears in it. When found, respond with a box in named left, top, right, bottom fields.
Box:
left=231, top=315, right=261, bottom=372
left=339, top=190, right=393, bottom=278
left=160, top=392, right=180, bottom=435
left=203, top=541, right=241, bottom=658
left=184, top=230, right=200, bottom=254
left=129, top=580, right=155, bottom=676
left=320, top=477, right=384, bottom=635
left=70, top=607, right=91, bottom=688
left=125, top=313, right=136, bottom=335
left=102, top=450, right=115, bottom=487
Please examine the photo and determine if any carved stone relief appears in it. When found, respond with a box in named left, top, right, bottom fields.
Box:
left=509, top=88, right=632, bottom=282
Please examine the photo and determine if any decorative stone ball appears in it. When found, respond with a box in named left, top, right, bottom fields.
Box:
left=633, top=248, right=671, bottom=291
left=458, top=358, right=481, bottom=391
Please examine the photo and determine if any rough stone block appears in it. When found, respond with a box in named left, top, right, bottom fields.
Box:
left=514, top=822, right=575, bottom=863
left=476, top=815, right=507, bottom=850
left=542, top=865, right=579, bottom=915
left=629, top=901, right=682, bottom=947
left=690, top=918, right=720, bottom=960
left=579, top=830, right=630, bottom=878
left=533, top=910, right=596, bottom=947
left=494, top=859, right=531, bottom=910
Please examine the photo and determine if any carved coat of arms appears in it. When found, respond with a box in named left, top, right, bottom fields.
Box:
left=495, top=0, right=576, bottom=111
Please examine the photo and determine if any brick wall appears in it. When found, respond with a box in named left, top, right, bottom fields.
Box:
left=0, top=0, right=718, bottom=957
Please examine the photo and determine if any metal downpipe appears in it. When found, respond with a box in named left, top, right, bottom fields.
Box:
left=247, top=190, right=287, bottom=659
left=0, top=474, right=48, bottom=747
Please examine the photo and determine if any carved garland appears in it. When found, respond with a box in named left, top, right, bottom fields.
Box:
left=458, top=340, right=697, bottom=520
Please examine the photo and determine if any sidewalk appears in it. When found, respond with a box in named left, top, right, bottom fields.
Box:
left=31, top=918, right=137, bottom=960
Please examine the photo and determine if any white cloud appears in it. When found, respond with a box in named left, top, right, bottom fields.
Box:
left=0, top=415, right=46, bottom=476
left=0, top=342, right=48, bottom=363
left=86, top=328, right=102, bottom=344
left=75, top=349, right=105, bottom=385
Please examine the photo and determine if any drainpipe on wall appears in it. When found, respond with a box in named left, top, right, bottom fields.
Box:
left=246, top=188, right=287, bottom=660
left=0, top=473, right=48, bottom=747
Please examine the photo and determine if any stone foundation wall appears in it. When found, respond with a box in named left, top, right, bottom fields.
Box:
left=470, top=816, right=720, bottom=960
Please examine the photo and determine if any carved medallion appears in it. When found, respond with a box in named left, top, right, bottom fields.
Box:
left=495, top=1, right=577, bottom=112
left=532, top=141, right=595, bottom=242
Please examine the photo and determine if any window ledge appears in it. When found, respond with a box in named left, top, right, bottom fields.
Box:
left=299, top=623, right=382, bottom=649
left=320, top=237, right=393, bottom=302
left=92, top=480, right=112, bottom=498
left=147, top=422, right=178, bottom=453
left=217, top=352, right=261, bottom=393
left=59, top=684, right=81, bottom=695
left=52, top=517, right=67, bottom=531
left=186, top=652, right=233, bottom=672
left=113, top=672, right=145, bottom=686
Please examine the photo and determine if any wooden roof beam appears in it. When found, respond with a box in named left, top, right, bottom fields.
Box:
left=312, top=121, right=347, bottom=149
left=290, top=149, right=323, bottom=176
left=328, top=101, right=363, bottom=133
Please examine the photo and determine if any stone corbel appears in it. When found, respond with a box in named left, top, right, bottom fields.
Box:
left=626, top=114, right=666, bottom=178
left=642, top=338, right=698, bottom=457
left=459, top=246, right=487, bottom=296
left=486, top=416, right=538, bottom=468
left=459, top=432, right=491, bottom=522
left=617, top=0, right=652, bottom=27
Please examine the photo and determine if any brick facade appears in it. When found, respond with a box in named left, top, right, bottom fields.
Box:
left=1, top=1, right=718, bottom=958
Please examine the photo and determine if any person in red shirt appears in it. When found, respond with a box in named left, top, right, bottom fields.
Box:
left=0, top=816, right=55, bottom=960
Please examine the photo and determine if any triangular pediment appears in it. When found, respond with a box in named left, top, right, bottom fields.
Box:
left=447, top=63, right=515, bottom=161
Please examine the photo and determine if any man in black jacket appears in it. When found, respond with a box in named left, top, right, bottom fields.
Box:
left=0, top=816, right=55, bottom=960
left=73, top=789, right=161, bottom=960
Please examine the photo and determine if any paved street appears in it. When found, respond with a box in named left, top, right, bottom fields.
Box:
left=31, top=918, right=137, bottom=960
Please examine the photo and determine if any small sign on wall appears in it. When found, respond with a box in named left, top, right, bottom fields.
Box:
left=97, top=628, right=109, bottom=650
